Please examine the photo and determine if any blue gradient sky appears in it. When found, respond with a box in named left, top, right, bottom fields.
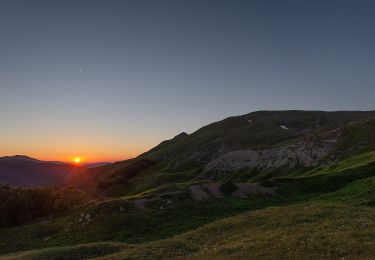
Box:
left=1, top=0, right=374, bottom=162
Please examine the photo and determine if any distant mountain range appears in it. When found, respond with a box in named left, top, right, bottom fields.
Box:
left=0, top=155, right=86, bottom=187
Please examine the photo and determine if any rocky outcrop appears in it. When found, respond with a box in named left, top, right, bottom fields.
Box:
left=204, top=139, right=336, bottom=173
left=189, top=182, right=277, bottom=201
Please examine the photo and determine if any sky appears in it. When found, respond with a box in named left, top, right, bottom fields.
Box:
left=0, top=0, right=375, bottom=162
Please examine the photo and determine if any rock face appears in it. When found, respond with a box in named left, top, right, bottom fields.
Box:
left=204, top=140, right=336, bottom=173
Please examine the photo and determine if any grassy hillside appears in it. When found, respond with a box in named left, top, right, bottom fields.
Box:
left=1, top=111, right=375, bottom=259
left=141, top=110, right=375, bottom=162
left=80, top=111, right=375, bottom=197
left=0, top=148, right=374, bottom=258
left=3, top=203, right=374, bottom=260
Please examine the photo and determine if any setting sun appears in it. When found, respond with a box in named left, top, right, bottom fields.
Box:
left=73, top=157, right=81, bottom=164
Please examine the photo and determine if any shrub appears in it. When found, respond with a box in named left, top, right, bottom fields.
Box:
left=220, top=181, right=238, bottom=194
left=0, top=185, right=88, bottom=227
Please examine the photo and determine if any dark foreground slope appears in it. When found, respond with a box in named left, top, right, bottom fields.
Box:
left=0, top=110, right=375, bottom=259
left=1, top=153, right=375, bottom=259
left=4, top=203, right=373, bottom=260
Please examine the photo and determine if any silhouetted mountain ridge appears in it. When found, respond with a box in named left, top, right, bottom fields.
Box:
left=0, top=155, right=85, bottom=187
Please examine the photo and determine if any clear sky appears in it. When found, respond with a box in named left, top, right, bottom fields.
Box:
left=1, top=0, right=374, bottom=162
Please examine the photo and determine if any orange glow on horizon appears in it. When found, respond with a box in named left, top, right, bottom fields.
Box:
left=0, top=111, right=165, bottom=164
left=0, top=141, right=152, bottom=164
left=0, top=151, right=140, bottom=164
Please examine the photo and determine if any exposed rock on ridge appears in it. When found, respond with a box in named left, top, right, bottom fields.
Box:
left=204, top=139, right=336, bottom=173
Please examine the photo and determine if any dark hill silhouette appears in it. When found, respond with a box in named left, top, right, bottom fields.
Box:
left=0, top=155, right=85, bottom=187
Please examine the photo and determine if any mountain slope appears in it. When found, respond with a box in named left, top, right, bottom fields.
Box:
left=1, top=110, right=374, bottom=259
left=141, top=110, right=375, bottom=167
left=1, top=154, right=374, bottom=258
left=84, top=110, right=375, bottom=196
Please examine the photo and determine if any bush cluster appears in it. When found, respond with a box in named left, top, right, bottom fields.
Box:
left=0, top=185, right=87, bottom=227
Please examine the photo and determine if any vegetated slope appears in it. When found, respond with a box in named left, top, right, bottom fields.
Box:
left=0, top=148, right=374, bottom=258
left=84, top=110, right=375, bottom=196
left=140, top=110, right=375, bottom=169
left=1, top=110, right=375, bottom=259
left=0, top=185, right=88, bottom=228
left=2, top=203, right=375, bottom=260
left=0, top=156, right=85, bottom=187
